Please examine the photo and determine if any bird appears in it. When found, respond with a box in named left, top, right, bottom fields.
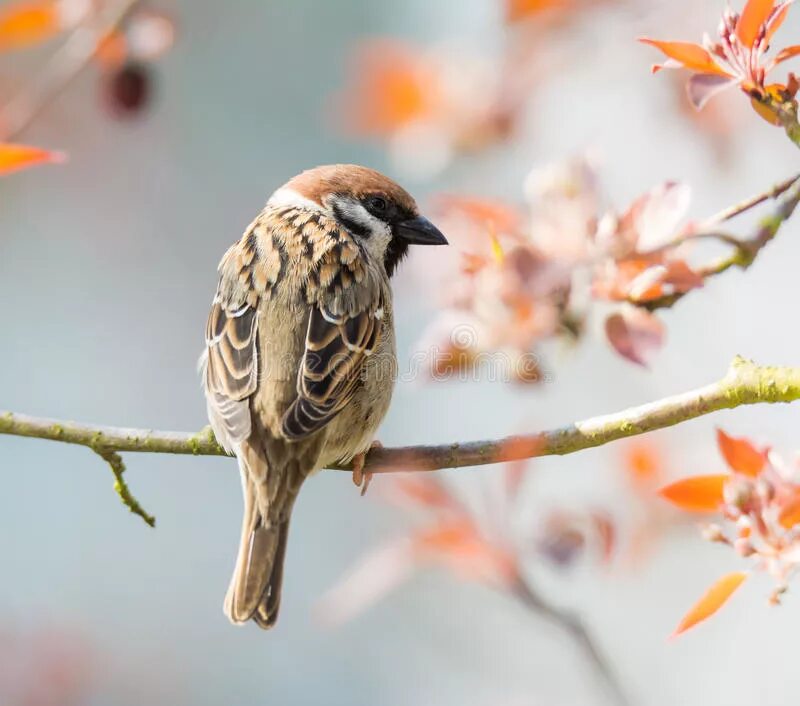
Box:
left=200, top=164, right=447, bottom=629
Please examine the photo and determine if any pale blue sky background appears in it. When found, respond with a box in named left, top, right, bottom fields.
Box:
left=2, top=1, right=800, bottom=704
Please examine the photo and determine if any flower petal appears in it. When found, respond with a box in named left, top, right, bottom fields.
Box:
left=672, top=572, right=747, bottom=637
left=716, top=429, right=767, bottom=477
left=658, top=475, right=727, bottom=512
left=687, top=73, right=736, bottom=110
left=737, top=0, right=776, bottom=48
left=605, top=306, right=665, bottom=367
left=638, top=38, right=730, bottom=76
left=590, top=511, right=616, bottom=564
left=636, top=181, right=692, bottom=251
left=125, top=9, right=175, bottom=62
left=0, top=142, right=65, bottom=175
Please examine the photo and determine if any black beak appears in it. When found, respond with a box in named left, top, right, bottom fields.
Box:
left=395, top=216, right=448, bottom=246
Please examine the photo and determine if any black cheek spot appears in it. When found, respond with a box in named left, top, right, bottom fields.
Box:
left=332, top=202, right=371, bottom=239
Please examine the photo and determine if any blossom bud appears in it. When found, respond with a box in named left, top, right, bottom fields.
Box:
left=724, top=478, right=754, bottom=512
left=769, top=585, right=787, bottom=606
left=104, top=63, right=152, bottom=118
left=702, top=524, right=726, bottom=543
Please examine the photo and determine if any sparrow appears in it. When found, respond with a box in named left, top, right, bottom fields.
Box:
left=200, top=164, right=447, bottom=629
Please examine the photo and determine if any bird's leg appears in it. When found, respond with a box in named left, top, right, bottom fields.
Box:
left=351, top=441, right=382, bottom=496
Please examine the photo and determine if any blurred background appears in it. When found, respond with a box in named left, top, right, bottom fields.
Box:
left=1, top=0, right=800, bottom=704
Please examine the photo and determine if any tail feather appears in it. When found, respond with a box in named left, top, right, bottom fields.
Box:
left=253, top=521, right=290, bottom=629
left=224, top=471, right=291, bottom=629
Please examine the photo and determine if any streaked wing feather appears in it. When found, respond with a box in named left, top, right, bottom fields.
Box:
left=282, top=301, right=381, bottom=439
left=203, top=300, right=258, bottom=452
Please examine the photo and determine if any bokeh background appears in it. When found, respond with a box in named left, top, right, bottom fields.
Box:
left=2, top=1, right=800, bottom=704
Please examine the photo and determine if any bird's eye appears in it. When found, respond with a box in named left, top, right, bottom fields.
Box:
left=367, top=196, right=388, bottom=214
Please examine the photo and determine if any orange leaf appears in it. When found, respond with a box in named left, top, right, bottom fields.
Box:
left=384, top=475, right=462, bottom=513
left=672, top=572, right=747, bottom=636
left=737, top=0, right=775, bottom=48
left=658, top=475, right=727, bottom=512
left=774, top=44, right=800, bottom=65
left=436, top=194, right=522, bottom=235
left=716, top=429, right=766, bottom=477
left=638, top=38, right=730, bottom=77
left=415, top=520, right=518, bottom=585
left=415, top=520, right=480, bottom=554
left=779, top=497, right=800, bottom=529
left=0, top=143, right=65, bottom=175
left=338, top=40, right=438, bottom=136
left=0, top=0, right=63, bottom=51
left=624, top=441, right=663, bottom=488
left=505, top=0, right=572, bottom=23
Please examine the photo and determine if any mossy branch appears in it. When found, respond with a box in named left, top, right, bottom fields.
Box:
left=2, top=356, right=800, bottom=524
left=94, top=447, right=156, bottom=527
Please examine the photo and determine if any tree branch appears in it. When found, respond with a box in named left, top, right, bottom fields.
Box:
left=1, top=356, right=798, bottom=476
left=511, top=576, right=630, bottom=706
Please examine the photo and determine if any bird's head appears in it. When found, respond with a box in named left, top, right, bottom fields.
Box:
left=268, top=164, right=448, bottom=276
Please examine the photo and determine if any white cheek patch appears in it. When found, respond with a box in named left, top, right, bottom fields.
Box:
left=333, top=198, right=391, bottom=240
left=329, top=197, right=393, bottom=266
left=267, top=187, right=324, bottom=212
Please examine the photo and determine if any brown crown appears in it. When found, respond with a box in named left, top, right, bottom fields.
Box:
left=283, top=164, right=418, bottom=214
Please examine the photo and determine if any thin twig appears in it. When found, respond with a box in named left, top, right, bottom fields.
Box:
left=696, top=172, right=800, bottom=229
left=512, top=576, right=630, bottom=706
left=644, top=178, right=800, bottom=311
left=0, top=0, right=141, bottom=141
left=94, top=447, right=155, bottom=527
left=1, top=356, right=799, bottom=480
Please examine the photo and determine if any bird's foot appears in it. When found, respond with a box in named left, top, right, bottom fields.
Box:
left=351, top=441, right=382, bottom=497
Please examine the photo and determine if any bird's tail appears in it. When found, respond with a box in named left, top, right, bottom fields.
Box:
left=224, top=469, right=292, bottom=629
